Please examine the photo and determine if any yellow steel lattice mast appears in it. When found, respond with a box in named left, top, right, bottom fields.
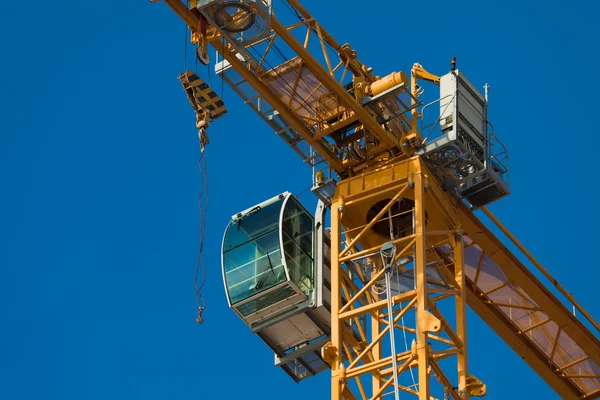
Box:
left=151, top=1, right=600, bottom=399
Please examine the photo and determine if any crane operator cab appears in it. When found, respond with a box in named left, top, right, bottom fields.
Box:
left=221, top=192, right=331, bottom=381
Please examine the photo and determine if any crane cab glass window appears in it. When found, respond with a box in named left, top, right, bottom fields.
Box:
left=222, top=193, right=315, bottom=323
left=222, top=197, right=287, bottom=307
left=281, top=196, right=314, bottom=296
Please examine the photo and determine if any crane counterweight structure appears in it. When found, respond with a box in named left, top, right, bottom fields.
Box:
left=151, top=0, right=600, bottom=398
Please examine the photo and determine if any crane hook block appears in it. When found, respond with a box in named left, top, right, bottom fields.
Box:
left=178, top=70, right=227, bottom=121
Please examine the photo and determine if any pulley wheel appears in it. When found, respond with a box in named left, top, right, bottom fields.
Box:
left=213, top=2, right=256, bottom=33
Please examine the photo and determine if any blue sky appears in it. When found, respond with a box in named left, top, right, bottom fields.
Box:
left=1, top=0, right=599, bottom=399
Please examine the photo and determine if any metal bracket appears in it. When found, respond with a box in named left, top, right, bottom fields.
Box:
left=321, top=341, right=339, bottom=365
left=423, top=310, right=442, bottom=333
left=465, top=374, right=487, bottom=397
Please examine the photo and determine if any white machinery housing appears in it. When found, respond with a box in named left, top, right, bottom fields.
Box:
left=418, top=70, right=509, bottom=208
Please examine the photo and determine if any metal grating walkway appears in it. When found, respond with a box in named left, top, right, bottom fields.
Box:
left=455, top=208, right=600, bottom=399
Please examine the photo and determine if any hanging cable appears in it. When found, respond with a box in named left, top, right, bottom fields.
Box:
left=183, top=0, right=189, bottom=70
left=387, top=209, right=401, bottom=400
left=385, top=270, right=401, bottom=400
left=281, top=0, right=303, bottom=21
left=394, top=262, right=417, bottom=390
left=296, top=182, right=314, bottom=199
left=206, top=56, right=212, bottom=86
left=183, top=20, right=188, bottom=70
left=281, top=0, right=338, bottom=54
left=392, top=202, right=417, bottom=389
left=221, top=36, right=226, bottom=100
left=381, top=239, right=400, bottom=400
left=409, top=205, right=421, bottom=389
left=181, top=0, right=208, bottom=324
left=195, top=138, right=209, bottom=324
left=387, top=206, right=417, bottom=394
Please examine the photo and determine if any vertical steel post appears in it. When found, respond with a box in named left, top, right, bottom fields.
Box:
left=331, top=197, right=343, bottom=400
left=453, top=232, right=468, bottom=396
left=414, top=170, right=431, bottom=400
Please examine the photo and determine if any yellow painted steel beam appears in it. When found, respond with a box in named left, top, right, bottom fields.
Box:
left=286, top=0, right=377, bottom=82
left=339, top=291, right=417, bottom=321
left=348, top=298, right=417, bottom=370
left=270, top=18, right=400, bottom=151
left=466, top=283, right=583, bottom=399
left=413, top=64, right=440, bottom=85
left=519, top=318, right=551, bottom=334
left=434, top=239, right=587, bottom=399
left=584, top=387, right=600, bottom=399
left=428, top=300, right=464, bottom=349
left=430, top=361, right=461, bottom=400
left=559, top=356, right=590, bottom=372
left=370, top=358, right=413, bottom=400
left=330, top=197, right=343, bottom=400
left=339, top=268, right=387, bottom=314
left=414, top=169, right=432, bottom=400
left=313, top=114, right=360, bottom=140
left=339, top=235, right=414, bottom=263
left=392, top=324, right=455, bottom=346
left=346, top=350, right=414, bottom=379
left=457, top=204, right=600, bottom=368
left=286, top=0, right=341, bottom=49
left=208, top=38, right=343, bottom=172
left=341, top=185, right=409, bottom=257
left=341, top=273, right=377, bottom=310
left=452, top=233, right=469, bottom=394
left=162, top=0, right=200, bottom=30
left=379, top=350, right=459, bottom=378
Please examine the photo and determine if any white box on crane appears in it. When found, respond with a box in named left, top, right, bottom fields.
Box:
left=418, top=70, right=510, bottom=208
left=439, top=70, right=486, bottom=150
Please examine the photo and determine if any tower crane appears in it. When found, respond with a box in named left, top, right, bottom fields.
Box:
left=150, top=1, right=600, bottom=399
